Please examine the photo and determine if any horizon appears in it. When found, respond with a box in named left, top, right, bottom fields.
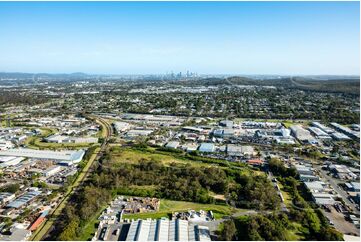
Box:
left=0, top=1, right=360, bottom=75
left=0, top=71, right=360, bottom=78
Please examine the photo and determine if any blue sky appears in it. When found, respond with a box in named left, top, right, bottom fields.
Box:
left=0, top=1, right=359, bottom=75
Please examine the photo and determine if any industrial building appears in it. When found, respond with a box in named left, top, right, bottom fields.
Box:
left=227, top=145, right=254, bottom=157
left=311, top=122, right=335, bottom=134
left=330, top=123, right=360, bottom=140
left=165, top=141, right=180, bottom=149
left=6, top=190, right=41, bottom=209
left=42, top=165, right=63, bottom=177
left=290, top=125, right=315, bottom=144
left=114, top=122, right=131, bottom=132
left=0, top=148, right=85, bottom=166
left=126, top=219, right=210, bottom=241
left=198, top=143, right=215, bottom=153
left=125, top=130, right=153, bottom=138
left=308, top=127, right=332, bottom=140
left=44, top=134, right=98, bottom=144
left=0, top=156, right=25, bottom=168
left=0, top=192, right=15, bottom=205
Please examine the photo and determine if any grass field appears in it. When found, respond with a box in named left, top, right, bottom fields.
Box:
left=122, top=199, right=242, bottom=220
left=277, top=182, right=293, bottom=207
left=110, top=148, right=213, bottom=168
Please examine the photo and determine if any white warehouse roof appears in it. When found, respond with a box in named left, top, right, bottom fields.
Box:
left=0, top=148, right=85, bottom=164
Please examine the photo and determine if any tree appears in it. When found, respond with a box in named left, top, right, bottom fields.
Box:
left=219, top=220, right=236, bottom=241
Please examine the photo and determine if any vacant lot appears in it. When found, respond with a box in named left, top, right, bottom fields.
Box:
left=109, top=147, right=215, bottom=168
left=122, top=199, right=242, bottom=220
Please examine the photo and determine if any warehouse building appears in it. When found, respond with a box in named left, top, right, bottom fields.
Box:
left=6, top=190, right=41, bottom=209
left=311, top=122, right=335, bottom=134
left=330, top=122, right=360, bottom=140
left=198, top=143, right=215, bottom=153
left=290, top=125, right=315, bottom=144
left=0, top=192, right=15, bottom=205
left=0, top=148, right=85, bottom=166
left=227, top=145, right=254, bottom=157
left=125, top=219, right=211, bottom=241
left=45, top=134, right=98, bottom=144
left=0, top=156, right=25, bottom=168
left=165, top=141, right=180, bottom=149
left=125, top=130, right=153, bottom=138
left=114, top=122, right=131, bottom=133
left=308, top=127, right=332, bottom=140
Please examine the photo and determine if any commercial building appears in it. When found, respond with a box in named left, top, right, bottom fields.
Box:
left=0, top=156, right=25, bottom=168
left=42, top=165, right=63, bottom=177
left=165, top=141, right=180, bottom=149
left=114, top=122, right=131, bottom=132
left=308, top=127, right=332, bottom=140
left=182, top=126, right=203, bottom=133
left=0, top=192, right=15, bottom=204
left=126, top=130, right=153, bottom=138
left=345, top=182, right=360, bottom=192
left=125, top=219, right=211, bottom=241
left=312, top=193, right=336, bottom=205
left=0, top=148, right=85, bottom=166
left=294, top=164, right=314, bottom=176
left=304, top=181, right=326, bottom=193
left=0, top=139, right=14, bottom=150
left=300, top=174, right=319, bottom=182
left=6, top=190, right=41, bottom=209
left=198, top=143, right=215, bottom=153
left=311, top=122, right=334, bottom=134
left=219, top=120, right=233, bottom=128
left=331, top=132, right=352, bottom=141
left=227, top=145, right=254, bottom=157
left=330, top=123, right=360, bottom=140
left=45, top=134, right=98, bottom=144
left=290, top=125, right=315, bottom=144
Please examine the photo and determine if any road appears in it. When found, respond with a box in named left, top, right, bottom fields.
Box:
left=31, top=115, right=112, bottom=241
left=315, top=165, right=359, bottom=215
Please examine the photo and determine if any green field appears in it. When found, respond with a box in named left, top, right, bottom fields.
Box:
left=122, top=199, right=242, bottom=220
left=277, top=182, right=293, bottom=207
left=110, top=147, right=215, bottom=168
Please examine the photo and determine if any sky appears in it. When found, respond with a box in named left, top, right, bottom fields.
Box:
left=0, top=1, right=359, bottom=75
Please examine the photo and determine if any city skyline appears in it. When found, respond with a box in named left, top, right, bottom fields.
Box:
left=0, top=1, right=359, bottom=75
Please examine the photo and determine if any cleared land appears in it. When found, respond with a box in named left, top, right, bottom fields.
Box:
left=109, top=147, right=216, bottom=168
left=122, top=199, right=242, bottom=220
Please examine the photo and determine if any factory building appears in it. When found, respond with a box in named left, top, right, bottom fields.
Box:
left=308, top=127, right=332, bottom=140
left=45, top=134, right=98, bottom=144
left=114, top=122, right=131, bottom=133
left=0, top=192, right=15, bottom=205
left=165, top=141, right=180, bottom=149
left=125, top=219, right=211, bottom=241
left=198, top=143, right=215, bottom=153
left=311, top=122, right=335, bottom=134
left=6, top=190, right=41, bottom=209
left=330, top=123, right=360, bottom=140
left=227, top=145, right=254, bottom=157
left=0, top=148, right=85, bottom=166
left=290, top=125, right=315, bottom=144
